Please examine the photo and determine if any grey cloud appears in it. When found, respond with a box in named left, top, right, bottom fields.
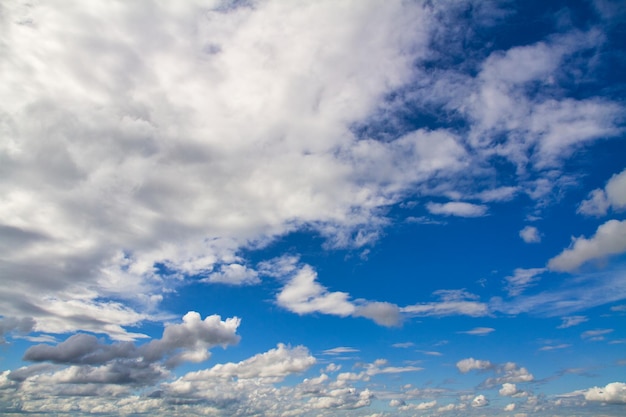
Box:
left=0, top=317, right=35, bottom=343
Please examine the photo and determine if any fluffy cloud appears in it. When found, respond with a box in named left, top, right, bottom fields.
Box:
left=471, top=394, right=489, bottom=407
left=456, top=358, right=493, bottom=373
left=499, top=383, right=519, bottom=396
left=426, top=202, right=488, bottom=217
left=21, top=311, right=240, bottom=384
left=578, top=168, right=626, bottom=216
left=582, top=382, right=626, bottom=404
left=519, top=226, right=541, bottom=243
left=548, top=220, right=626, bottom=272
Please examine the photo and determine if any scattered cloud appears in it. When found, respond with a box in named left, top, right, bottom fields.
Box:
left=519, top=226, right=541, bottom=243
left=578, top=168, right=626, bottom=216
left=571, top=382, right=626, bottom=404
left=391, top=342, right=414, bottom=348
left=539, top=344, right=571, bottom=352
left=505, top=268, right=546, bottom=296
left=458, top=327, right=495, bottom=336
left=499, top=383, right=519, bottom=396
left=471, top=394, right=489, bottom=407
left=402, top=290, right=489, bottom=317
left=558, top=315, right=588, bottom=328
left=456, top=358, right=493, bottom=373
left=581, top=328, right=614, bottom=341
left=548, top=219, right=626, bottom=272
left=426, top=202, right=488, bottom=217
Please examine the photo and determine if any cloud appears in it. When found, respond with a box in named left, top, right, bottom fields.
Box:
left=402, top=289, right=489, bottom=317
left=558, top=315, right=588, bottom=328
left=505, top=268, right=546, bottom=296
left=578, top=168, right=626, bottom=216
left=458, top=327, right=495, bottom=336
left=353, top=302, right=402, bottom=327
left=22, top=312, right=240, bottom=376
left=426, top=202, right=488, bottom=217
left=483, top=362, right=534, bottom=387
left=0, top=317, right=35, bottom=343
left=471, top=394, right=489, bottom=407
left=201, top=264, right=260, bottom=286
left=581, top=328, right=613, bottom=341
left=322, top=347, right=359, bottom=356
left=519, top=226, right=541, bottom=243
left=391, top=342, right=414, bottom=348
left=456, top=358, right=493, bottom=373
left=548, top=220, right=626, bottom=272
left=174, top=343, right=315, bottom=382
left=580, top=382, right=626, bottom=404
left=499, top=383, right=519, bottom=396
left=504, top=402, right=516, bottom=411
left=539, top=343, right=571, bottom=351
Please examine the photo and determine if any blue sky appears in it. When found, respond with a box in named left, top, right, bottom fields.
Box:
left=1, top=0, right=625, bottom=415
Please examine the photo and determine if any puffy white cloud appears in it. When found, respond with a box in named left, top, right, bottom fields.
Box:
left=483, top=362, right=534, bottom=387
left=276, top=264, right=355, bottom=317
left=519, top=226, right=541, bottom=243
left=578, top=168, right=626, bottom=216
left=471, top=394, right=489, bottom=407
left=201, top=264, right=260, bottom=286
left=174, top=343, right=315, bottom=382
left=499, top=383, right=519, bottom=396
left=426, top=201, right=488, bottom=217
left=504, top=402, right=516, bottom=411
left=505, top=268, right=545, bottom=297
left=548, top=220, right=626, bottom=272
left=456, top=358, right=493, bottom=373
left=583, top=382, right=626, bottom=404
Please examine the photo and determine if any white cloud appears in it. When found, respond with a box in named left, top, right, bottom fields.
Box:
left=505, top=268, right=546, bottom=296
left=499, top=383, right=519, bottom=396
left=322, top=347, right=359, bottom=356
left=581, top=382, right=626, bottom=404
left=201, top=264, right=260, bottom=286
left=353, top=301, right=402, bottom=327
left=483, top=362, right=534, bottom=387
left=519, top=226, right=541, bottom=243
left=504, top=402, right=516, bottom=411
left=402, top=289, right=489, bottom=317
left=458, top=327, right=495, bottom=336
left=176, top=343, right=315, bottom=382
left=426, top=202, right=488, bottom=217
left=581, top=328, right=613, bottom=341
left=578, top=168, right=626, bottom=216
left=456, top=358, right=493, bottom=373
left=539, top=343, right=571, bottom=351
left=276, top=265, right=356, bottom=317
left=558, top=315, right=588, bottom=328
left=548, top=219, right=626, bottom=272
left=471, top=394, right=489, bottom=407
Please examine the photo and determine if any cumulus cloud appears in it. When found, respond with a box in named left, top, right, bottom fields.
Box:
left=456, top=358, right=493, bottom=373
left=582, top=382, right=626, bottom=404
left=578, top=168, right=626, bottom=216
left=499, top=383, right=519, bottom=396
left=471, top=394, right=489, bottom=407
left=519, top=226, right=541, bottom=243
left=426, top=202, right=488, bottom=217
left=548, top=220, right=626, bottom=271
left=23, top=312, right=240, bottom=377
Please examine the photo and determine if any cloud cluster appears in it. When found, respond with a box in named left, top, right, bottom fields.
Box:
left=578, top=168, right=626, bottom=216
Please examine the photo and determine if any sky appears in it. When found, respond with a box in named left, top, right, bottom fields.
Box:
left=0, top=0, right=625, bottom=416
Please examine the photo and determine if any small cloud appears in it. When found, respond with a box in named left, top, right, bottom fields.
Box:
left=611, top=304, right=626, bottom=312
left=504, top=403, right=516, bottom=411
left=456, top=358, right=493, bottom=373
left=426, top=201, right=488, bottom=217
left=581, top=328, right=613, bottom=341
left=499, top=383, right=519, bottom=396
left=322, top=347, right=359, bottom=355
left=557, top=315, right=588, bottom=329
left=418, top=350, right=443, bottom=356
left=579, top=382, right=626, bottom=404
left=519, top=226, right=541, bottom=243
left=548, top=219, right=626, bottom=272
left=577, top=168, right=626, bottom=216
left=471, top=394, right=489, bottom=407
left=505, top=268, right=545, bottom=296
left=392, top=342, right=414, bottom=348
left=539, top=344, right=571, bottom=352
left=458, top=327, right=495, bottom=336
